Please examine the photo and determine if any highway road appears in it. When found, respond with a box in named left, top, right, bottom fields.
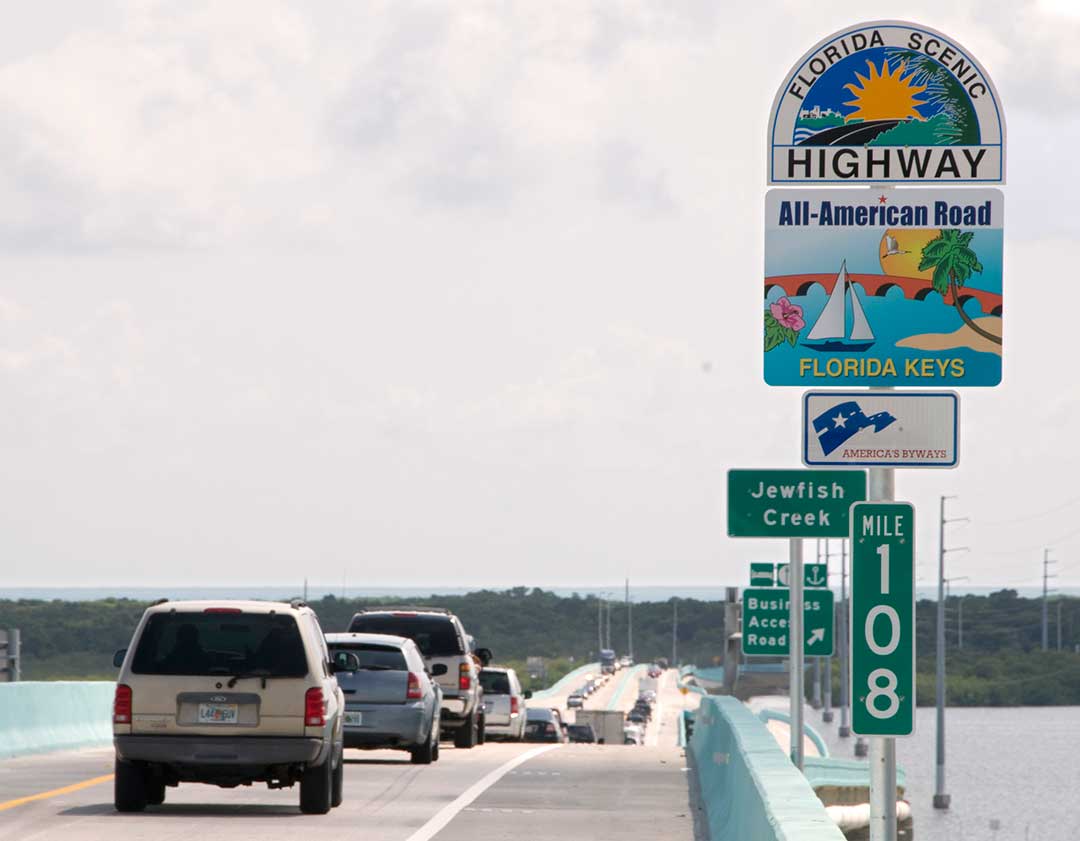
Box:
left=0, top=670, right=703, bottom=841
left=796, top=118, right=901, bottom=146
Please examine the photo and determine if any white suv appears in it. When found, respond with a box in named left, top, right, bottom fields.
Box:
left=347, top=607, right=491, bottom=748
left=112, top=599, right=357, bottom=814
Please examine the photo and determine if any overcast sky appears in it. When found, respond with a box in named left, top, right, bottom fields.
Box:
left=2, top=0, right=1078, bottom=593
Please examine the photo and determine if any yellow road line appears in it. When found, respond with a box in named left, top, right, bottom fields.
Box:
left=0, top=774, right=113, bottom=812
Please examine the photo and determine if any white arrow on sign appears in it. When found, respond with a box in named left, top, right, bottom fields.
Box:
left=808, top=628, right=825, bottom=645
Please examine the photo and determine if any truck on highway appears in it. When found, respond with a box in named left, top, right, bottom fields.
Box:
left=599, top=648, right=617, bottom=675
left=573, top=709, right=625, bottom=746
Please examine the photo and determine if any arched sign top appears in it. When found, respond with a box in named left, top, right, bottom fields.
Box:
left=767, top=21, right=1005, bottom=185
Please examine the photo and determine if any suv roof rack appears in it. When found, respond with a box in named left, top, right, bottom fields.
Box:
left=149, top=598, right=169, bottom=606
left=355, top=605, right=452, bottom=615
left=290, top=599, right=308, bottom=610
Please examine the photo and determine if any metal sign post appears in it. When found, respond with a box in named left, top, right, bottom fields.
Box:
left=789, top=537, right=805, bottom=769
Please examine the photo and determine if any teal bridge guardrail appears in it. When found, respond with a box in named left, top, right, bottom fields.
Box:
left=688, top=695, right=845, bottom=841
left=0, top=682, right=114, bottom=759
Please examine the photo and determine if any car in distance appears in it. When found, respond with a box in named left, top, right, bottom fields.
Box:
left=480, top=667, right=528, bottom=741
left=599, top=648, right=617, bottom=675
left=112, top=599, right=356, bottom=814
left=524, top=707, right=567, bottom=743
left=567, top=692, right=585, bottom=709
left=347, top=607, right=491, bottom=749
left=566, top=724, right=596, bottom=743
left=325, top=633, right=441, bottom=763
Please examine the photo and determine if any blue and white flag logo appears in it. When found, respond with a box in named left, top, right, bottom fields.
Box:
left=813, top=401, right=896, bottom=456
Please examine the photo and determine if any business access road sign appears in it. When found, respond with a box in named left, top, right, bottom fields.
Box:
left=767, top=21, right=1005, bottom=185
left=728, top=469, right=867, bottom=538
left=750, top=563, right=776, bottom=587
left=742, top=587, right=834, bottom=657
left=764, top=188, right=1003, bottom=388
left=850, top=502, right=915, bottom=737
left=803, top=390, right=959, bottom=468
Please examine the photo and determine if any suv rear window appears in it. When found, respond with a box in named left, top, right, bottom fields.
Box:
left=347, top=615, right=464, bottom=657
left=326, top=643, right=407, bottom=671
left=479, top=671, right=510, bottom=694
left=131, top=612, right=308, bottom=677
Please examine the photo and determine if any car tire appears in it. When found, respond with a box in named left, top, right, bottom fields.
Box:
left=114, top=758, right=147, bottom=813
left=145, top=777, right=166, bottom=806
left=453, top=713, right=478, bottom=749
left=477, top=713, right=486, bottom=745
left=300, top=756, right=333, bottom=815
left=432, top=734, right=440, bottom=762
left=331, top=746, right=344, bottom=808
left=411, top=726, right=436, bottom=765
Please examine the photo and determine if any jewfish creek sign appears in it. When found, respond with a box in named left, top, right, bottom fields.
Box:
left=768, top=21, right=1005, bottom=184
left=728, top=469, right=866, bottom=537
left=764, top=188, right=1002, bottom=387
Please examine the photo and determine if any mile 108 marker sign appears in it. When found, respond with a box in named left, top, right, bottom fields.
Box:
left=850, top=502, right=916, bottom=736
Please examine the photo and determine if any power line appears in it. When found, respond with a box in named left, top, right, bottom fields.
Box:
left=979, top=493, right=1080, bottom=527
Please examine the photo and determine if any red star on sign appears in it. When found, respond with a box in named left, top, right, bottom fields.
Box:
left=878, top=194, right=887, bottom=204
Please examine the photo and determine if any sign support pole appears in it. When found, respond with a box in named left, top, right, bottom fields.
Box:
left=867, top=465, right=897, bottom=841
left=789, top=537, right=805, bottom=769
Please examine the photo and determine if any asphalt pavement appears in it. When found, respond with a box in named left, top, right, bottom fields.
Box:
left=0, top=670, right=703, bottom=841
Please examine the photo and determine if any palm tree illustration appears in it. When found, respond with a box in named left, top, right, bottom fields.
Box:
left=917, top=229, right=1001, bottom=345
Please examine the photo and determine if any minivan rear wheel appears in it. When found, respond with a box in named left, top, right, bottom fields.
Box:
left=330, top=746, right=344, bottom=808
left=300, top=757, right=333, bottom=815
left=146, top=777, right=166, bottom=806
left=114, top=758, right=147, bottom=813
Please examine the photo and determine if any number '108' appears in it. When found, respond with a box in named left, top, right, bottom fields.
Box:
left=864, top=544, right=900, bottom=719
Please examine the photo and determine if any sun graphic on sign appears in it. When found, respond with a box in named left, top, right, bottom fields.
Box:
left=843, top=60, right=928, bottom=123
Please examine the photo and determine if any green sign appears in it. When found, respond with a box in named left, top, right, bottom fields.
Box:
left=850, top=502, right=915, bottom=737
left=750, top=563, right=776, bottom=586
left=777, top=562, right=828, bottom=588
left=727, top=469, right=867, bottom=537
left=741, top=587, right=834, bottom=657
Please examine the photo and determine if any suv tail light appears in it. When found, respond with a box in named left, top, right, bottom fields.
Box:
left=458, top=662, right=471, bottom=691
left=407, top=672, right=422, bottom=700
left=114, top=684, right=132, bottom=724
left=305, top=688, right=326, bottom=727
left=510, top=697, right=519, bottom=715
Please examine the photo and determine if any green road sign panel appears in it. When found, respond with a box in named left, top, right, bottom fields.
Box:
left=750, top=563, right=776, bottom=587
left=850, top=502, right=915, bottom=737
left=777, top=562, right=828, bottom=588
left=742, top=587, right=834, bottom=657
left=728, top=469, right=867, bottom=537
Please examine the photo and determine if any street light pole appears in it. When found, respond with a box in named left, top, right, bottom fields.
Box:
left=1043, top=550, right=1057, bottom=651
left=935, top=496, right=968, bottom=811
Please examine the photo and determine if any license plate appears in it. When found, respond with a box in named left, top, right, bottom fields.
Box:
left=344, top=711, right=363, bottom=727
left=197, top=702, right=238, bottom=724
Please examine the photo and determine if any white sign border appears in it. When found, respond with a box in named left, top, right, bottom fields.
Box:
left=801, top=389, right=960, bottom=469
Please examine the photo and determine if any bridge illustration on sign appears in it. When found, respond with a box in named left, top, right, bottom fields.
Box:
left=801, top=261, right=875, bottom=352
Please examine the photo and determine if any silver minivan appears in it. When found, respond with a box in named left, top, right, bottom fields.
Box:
left=480, top=667, right=528, bottom=741
left=325, top=633, right=442, bottom=764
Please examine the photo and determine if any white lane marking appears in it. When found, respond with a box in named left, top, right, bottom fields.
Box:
left=404, top=744, right=561, bottom=841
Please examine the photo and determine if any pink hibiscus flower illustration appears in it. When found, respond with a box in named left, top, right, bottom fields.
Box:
left=769, top=297, right=805, bottom=331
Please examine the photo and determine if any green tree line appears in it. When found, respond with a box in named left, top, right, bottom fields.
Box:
left=0, top=588, right=727, bottom=681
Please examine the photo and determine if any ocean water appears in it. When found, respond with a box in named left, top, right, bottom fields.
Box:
left=810, top=705, right=1080, bottom=841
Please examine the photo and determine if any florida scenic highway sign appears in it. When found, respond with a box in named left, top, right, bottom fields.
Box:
left=742, top=587, right=835, bottom=657
left=802, top=390, right=959, bottom=468
left=764, top=188, right=1002, bottom=387
left=728, top=469, right=867, bottom=538
left=768, top=21, right=1005, bottom=184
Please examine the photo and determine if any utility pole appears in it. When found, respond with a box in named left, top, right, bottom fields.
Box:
left=600, top=591, right=609, bottom=652
left=945, top=576, right=969, bottom=647
left=672, top=599, right=678, bottom=666
left=605, top=597, right=612, bottom=650
left=811, top=539, right=823, bottom=710
left=822, top=539, right=834, bottom=723
left=626, top=579, right=633, bottom=661
left=1058, top=599, right=1063, bottom=652
left=935, top=495, right=969, bottom=811
left=1043, top=549, right=1057, bottom=651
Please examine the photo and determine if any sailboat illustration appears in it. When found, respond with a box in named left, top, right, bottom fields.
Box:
left=801, top=261, right=876, bottom=352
